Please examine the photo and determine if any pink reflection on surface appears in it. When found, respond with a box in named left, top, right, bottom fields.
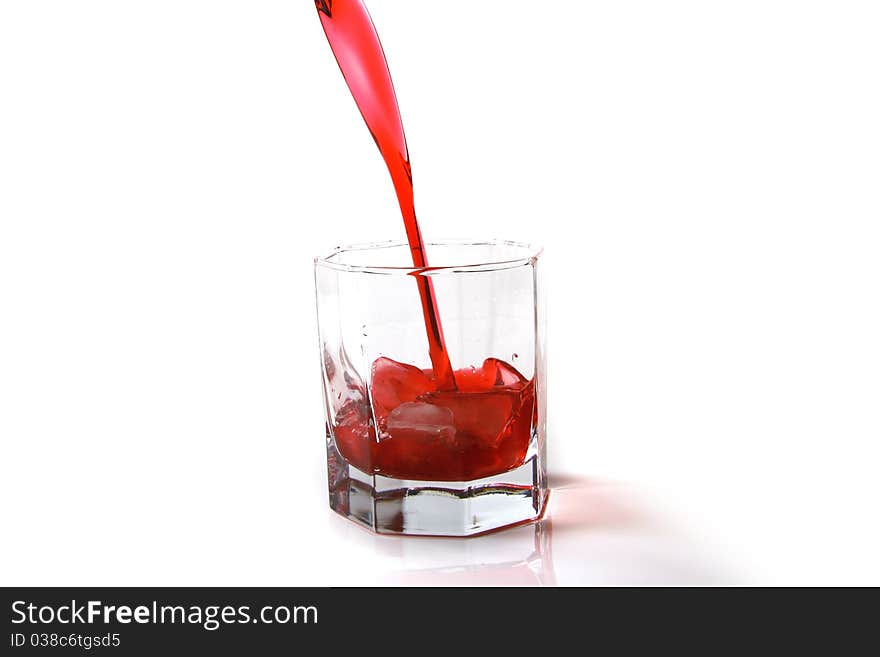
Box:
left=327, top=473, right=741, bottom=585
left=543, top=475, right=739, bottom=585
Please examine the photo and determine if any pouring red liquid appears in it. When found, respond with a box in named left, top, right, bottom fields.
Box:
left=315, top=0, right=454, bottom=389
left=316, top=0, right=535, bottom=481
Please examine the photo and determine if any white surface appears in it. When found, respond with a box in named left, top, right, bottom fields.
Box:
left=1, top=1, right=879, bottom=586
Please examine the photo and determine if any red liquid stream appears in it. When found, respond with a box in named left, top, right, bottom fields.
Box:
left=316, top=1, right=536, bottom=480
left=315, top=0, right=454, bottom=389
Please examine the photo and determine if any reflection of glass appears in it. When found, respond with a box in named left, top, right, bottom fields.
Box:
left=390, top=520, right=555, bottom=586
left=343, top=517, right=556, bottom=586
left=315, top=241, right=547, bottom=536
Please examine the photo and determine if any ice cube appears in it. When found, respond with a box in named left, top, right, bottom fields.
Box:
left=386, top=402, right=456, bottom=445
left=450, top=358, right=529, bottom=392
left=371, top=357, right=436, bottom=417
left=482, top=358, right=529, bottom=388
left=418, top=389, right=519, bottom=447
left=333, top=398, right=373, bottom=473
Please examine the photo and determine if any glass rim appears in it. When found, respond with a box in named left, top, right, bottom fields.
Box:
left=314, top=239, right=543, bottom=275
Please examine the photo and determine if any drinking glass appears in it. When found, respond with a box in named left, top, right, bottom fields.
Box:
left=314, top=240, right=547, bottom=536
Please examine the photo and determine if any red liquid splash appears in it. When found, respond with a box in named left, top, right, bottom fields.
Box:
left=334, top=357, right=535, bottom=481
left=315, top=0, right=454, bottom=389
left=316, top=1, right=536, bottom=480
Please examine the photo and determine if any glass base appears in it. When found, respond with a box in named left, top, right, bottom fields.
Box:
left=327, top=434, right=547, bottom=537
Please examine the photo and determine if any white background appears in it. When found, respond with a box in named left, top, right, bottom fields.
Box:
left=1, top=1, right=878, bottom=585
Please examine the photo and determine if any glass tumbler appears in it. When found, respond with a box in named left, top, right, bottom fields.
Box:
left=314, top=240, right=547, bottom=536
